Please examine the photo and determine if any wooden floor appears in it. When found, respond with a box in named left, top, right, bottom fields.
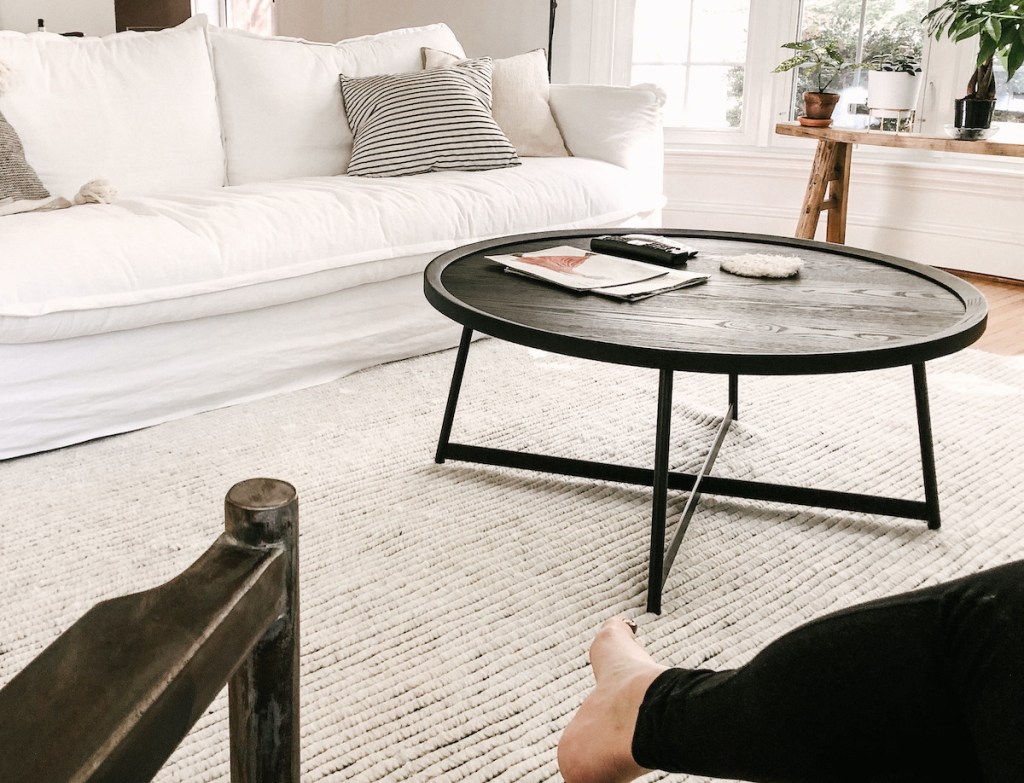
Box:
left=945, top=271, right=1024, bottom=356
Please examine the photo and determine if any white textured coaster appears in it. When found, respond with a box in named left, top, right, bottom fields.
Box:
left=720, top=252, right=803, bottom=278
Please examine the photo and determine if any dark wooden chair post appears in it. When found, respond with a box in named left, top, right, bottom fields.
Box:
left=224, top=478, right=300, bottom=783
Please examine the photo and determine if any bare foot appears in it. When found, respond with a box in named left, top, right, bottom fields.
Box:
left=558, top=618, right=668, bottom=783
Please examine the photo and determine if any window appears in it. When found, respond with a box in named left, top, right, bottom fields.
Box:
left=629, top=0, right=751, bottom=130
left=192, top=0, right=275, bottom=35
left=794, top=0, right=927, bottom=128
left=226, top=0, right=274, bottom=35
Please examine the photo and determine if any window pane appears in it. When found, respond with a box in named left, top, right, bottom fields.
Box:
left=995, top=61, right=1024, bottom=126
left=633, top=63, right=743, bottom=129
left=691, top=0, right=749, bottom=62
left=793, top=0, right=927, bottom=125
left=229, top=0, right=274, bottom=35
left=633, top=0, right=692, bottom=64
left=632, top=0, right=749, bottom=130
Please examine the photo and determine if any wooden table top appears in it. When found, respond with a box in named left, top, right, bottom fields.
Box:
left=775, top=122, right=1024, bottom=158
left=424, top=230, right=988, bottom=376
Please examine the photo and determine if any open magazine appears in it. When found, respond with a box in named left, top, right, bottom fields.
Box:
left=486, top=245, right=709, bottom=301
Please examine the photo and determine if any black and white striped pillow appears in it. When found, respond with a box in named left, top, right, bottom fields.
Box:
left=339, top=58, right=521, bottom=177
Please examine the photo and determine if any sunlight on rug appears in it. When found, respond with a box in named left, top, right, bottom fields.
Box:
left=2, top=341, right=1022, bottom=782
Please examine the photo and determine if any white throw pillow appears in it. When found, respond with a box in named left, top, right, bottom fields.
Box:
left=422, top=47, right=568, bottom=158
left=0, top=16, right=224, bottom=198
left=209, top=23, right=466, bottom=185
left=340, top=58, right=520, bottom=177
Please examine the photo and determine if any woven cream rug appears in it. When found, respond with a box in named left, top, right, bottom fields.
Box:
left=2, top=339, right=1023, bottom=782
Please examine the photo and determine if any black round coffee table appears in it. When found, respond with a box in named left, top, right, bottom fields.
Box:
left=424, top=229, right=987, bottom=613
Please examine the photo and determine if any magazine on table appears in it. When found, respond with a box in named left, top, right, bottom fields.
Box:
left=486, top=245, right=709, bottom=301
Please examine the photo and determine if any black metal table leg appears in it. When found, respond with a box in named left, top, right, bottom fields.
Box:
left=662, top=399, right=734, bottom=592
left=729, top=373, right=739, bottom=421
left=647, top=369, right=674, bottom=615
left=913, top=363, right=941, bottom=530
left=435, top=327, right=474, bottom=464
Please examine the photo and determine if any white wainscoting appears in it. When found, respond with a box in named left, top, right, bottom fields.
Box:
left=662, top=147, right=1024, bottom=280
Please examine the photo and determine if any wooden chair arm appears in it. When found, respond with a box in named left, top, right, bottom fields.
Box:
left=0, top=478, right=299, bottom=783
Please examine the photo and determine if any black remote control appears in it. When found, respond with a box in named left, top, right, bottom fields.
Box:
left=590, top=234, right=698, bottom=267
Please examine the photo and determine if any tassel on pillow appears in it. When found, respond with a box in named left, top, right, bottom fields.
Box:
left=74, top=179, right=118, bottom=205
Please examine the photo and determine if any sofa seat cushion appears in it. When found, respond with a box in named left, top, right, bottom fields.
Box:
left=0, top=157, right=663, bottom=344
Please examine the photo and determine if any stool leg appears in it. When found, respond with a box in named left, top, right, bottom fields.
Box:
left=796, top=139, right=838, bottom=240
left=825, top=141, right=852, bottom=244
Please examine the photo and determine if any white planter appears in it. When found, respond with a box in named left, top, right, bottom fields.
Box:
left=867, top=71, right=922, bottom=111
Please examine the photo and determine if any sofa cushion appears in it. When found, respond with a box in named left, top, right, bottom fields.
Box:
left=0, top=158, right=662, bottom=342
left=209, top=23, right=466, bottom=185
left=0, top=16, right=223, bottom=199
left=422, top=48, right=568, bottom=158
left=340, top=58, right=520, bottom=178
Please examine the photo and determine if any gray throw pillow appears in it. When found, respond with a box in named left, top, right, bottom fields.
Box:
left=1, top=107, right=50, bottom=202
left=339, top=57, right=521, bottom=178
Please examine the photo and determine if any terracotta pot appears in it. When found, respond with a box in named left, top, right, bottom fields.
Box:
left=803, top=91, right=840, bottom=120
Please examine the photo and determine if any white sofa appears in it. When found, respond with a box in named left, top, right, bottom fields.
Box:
left=0, top=17, right=664, bottom=460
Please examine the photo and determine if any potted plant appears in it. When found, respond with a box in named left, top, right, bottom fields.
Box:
left=867, top=50, right=923, bottom=112
left=923, top=0, right=1024, bottom=130
left=773, top=38, right=873, bottom=126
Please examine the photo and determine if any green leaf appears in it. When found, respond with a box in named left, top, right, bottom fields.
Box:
left=988, top=17, right=1002, bottom=42
left=781, top=41, right=813, bottom=51
left=998, top=22, right=1017, bottom=50
left=954, top=19, right=986, bottom=41
left=1007, top=31, right=1024, bottom=78
left=978, top=31, right=1000, bottom=63
left=772, top=54, right=809, bottom=73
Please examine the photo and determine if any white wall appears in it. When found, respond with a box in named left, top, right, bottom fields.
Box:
left=0, top=0, right=114, bottom=34
left=310, top=0, right=549, bottom=57
left=273, top=0, right=322, bottom=39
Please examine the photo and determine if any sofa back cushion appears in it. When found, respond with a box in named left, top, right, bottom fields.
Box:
left=0, top=16, right=224, bottom=199
left=210, top=23, right=465, bottom=185
left=422, top=48, right=568, bottom=158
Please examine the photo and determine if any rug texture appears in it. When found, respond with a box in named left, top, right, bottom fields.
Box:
left=2, top=340, right=1023, bottom=782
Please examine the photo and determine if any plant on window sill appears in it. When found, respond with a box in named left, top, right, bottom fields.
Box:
left=773, top=37, right=872, bottom=126
left=923, top=0, right=1024, bottom=130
